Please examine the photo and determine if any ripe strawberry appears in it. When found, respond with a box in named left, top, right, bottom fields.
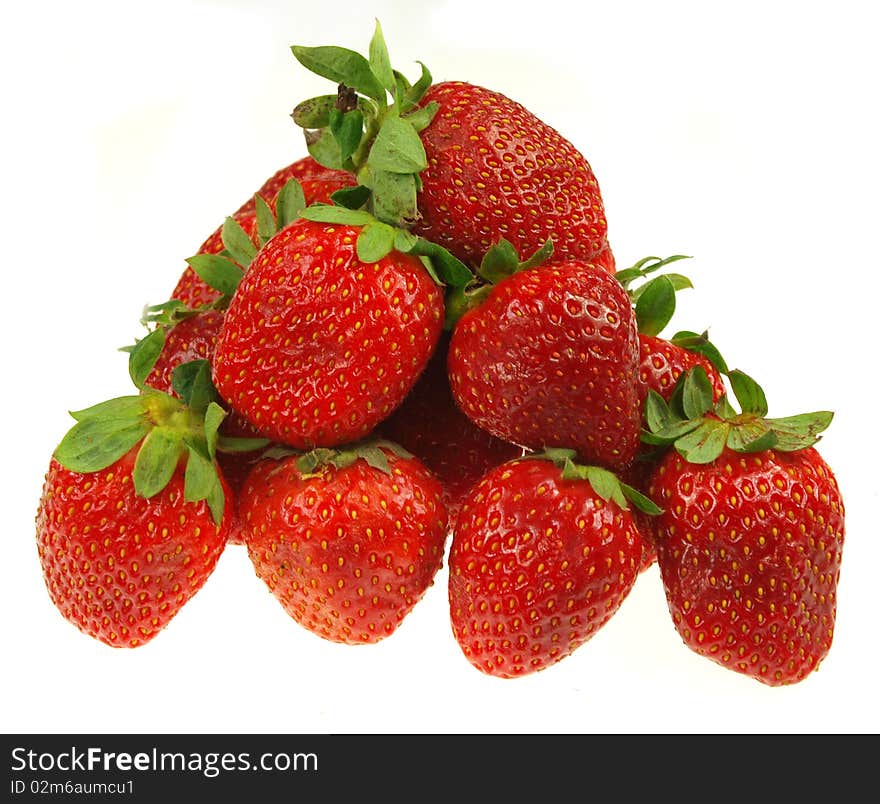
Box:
left=448, top=450, right=655, bottom=678
left=240, top=442, right=448, bottom=644
left=643, top=368, right=843, bottom=685
left=412, top=81, right=609, bottom=268
left=35, top=387, right=234, bottom=648
left=377, top=332, right=523, bottom=530
left=212, top=218, right=444, bottom=449
left=172, top=156, right=354, bottom=308
left=447, top=256, right=643, bottom=471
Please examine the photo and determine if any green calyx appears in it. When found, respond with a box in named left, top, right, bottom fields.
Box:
left=535, top=448, right=662, bottom=515
left=442, top=238, right=554, bottom=329
left=642, top=366, right=834, bottom=464
left=53, top=360, right=269, bottom=525
left=261, top=438, right=413, bottom=479
left=289, top=20, right=474, bottom=289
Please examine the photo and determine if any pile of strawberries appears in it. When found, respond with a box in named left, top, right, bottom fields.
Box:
left=35, top=24, right=845, bottom=686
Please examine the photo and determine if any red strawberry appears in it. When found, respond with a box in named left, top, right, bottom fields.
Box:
left=638, top=333, right=726, bottom=403
left=377, top=332, right=523, bottom=530
left=643, top=368, right=843, bottom=685
left=212, top=218, right=444, bottom=449
left=35, top=388, right=234, bottom=648
left=412, top=81, right=609, bottom=268
left=240, top=442, right=448, bottom=644
left=447, top=257, right=643, bottom=471
left=448, top=450, right=654, bottom=678
left=172, top=156, right=354, bottom=308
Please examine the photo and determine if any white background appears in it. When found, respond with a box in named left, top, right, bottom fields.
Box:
left=3, top=0, right=877, bottom=734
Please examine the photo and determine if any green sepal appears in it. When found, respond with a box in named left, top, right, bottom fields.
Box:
left=127, top=327, right=166, bottom=390
left=68, top=395, right=151, bottom=423
left=272, top=179, right=304, bottom=230
left=403, top=101, right=439, bottom=133
left=291, top=45, right=387, bottom=103
left=331, top=184, right=371, bottom=210
left=403, top=61, right=432, bottom=110
left=670, top=330, right=730, bottom=374
left=254, top=195, right=277, bottom=246
left=203, top=402, right=226, bottom=460
left=132, top=426, right=183, bottom=498
left=634, top=275, right=677, bottom=337
left=54, top=412, right=151, bottom=474
left=406, top=238, right=473, bottom=288
left=681, top=366, right=715, bottom=420
left=296, top=439, right=412, bottom=478
left=644, top=389, right=678, bottom=434
left=726, top=419, right=777, bottom=454
left=299, top=204, right=376, bottom=227
left=216, top=435, right=272, bottom=453
left=728, top=369, right=769, bottom=416
left=138, top=299, right=195, bottom=328
left=291, top=94, right=339, bottom=129
left=765, top=411, right=834, bottom=451
left=221, top=216, right=257, bottom=268
left=478, top=238, right=553, bottom=283
left=357, top=220, right=397, bottom=262
left=185, top=253, right=244, bottom=297
left=170, top=359, right=215, bottom=414
left=615, top=255, right=693, bottom=290
left=368, top=19, right=396, bottom=95
left=368, top=169, right=418, bottom=227
left=673, top=418, right=730, bottom=464
left=550, top=454, right=662, bottom=515
left=183, top=442, right=226, bottom=525
left=368, top=115, right=427, bottom=174
left=329, top=107, right=365, bottom=165
left=306, top=128, right=344, bottom=170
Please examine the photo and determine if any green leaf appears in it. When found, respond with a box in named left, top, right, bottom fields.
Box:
left=291, top=45, right=387, bottom=103
left=291, top=94, right=338, bottom=129
left=369, top=169, right=419, bottom=227
left=185, top=253, right=244, bottom=297
left=665, top=274, right=694, bottom=292
left=681, top=366, right=715, bottom=420
left=306, top=128, right=344, bottom=170
left=368, top=115, right=427, bottom=174
left=368, top=19, right=396, bottom=94
left=355, top=444, right=392, bottom=474
left=171, top=360, right=215, bottom=413
left=403, top=101, right=439, bottom=133
left=128, top=328, right=166, bottom=390
left=616, top=255, right=693, bottom=290
left=727, top=422, right=777, bottom=454
left=276, top=178, right=307, bottom=228
left=221, top=217, right=257, bottom=269
left=299, top=204, right=376, bottom=227
left=296, top=447, right=338, bottom=476
left=714, top=394, right=738, bottom=419
left=675, top=419, right=730, bottom=464
left=634, top=275, right=676, bottom=337
left=408, top=238, right=473, bottom=288
left=132, top=427, right=182, bottom=498
left=329, top=107, right=365, bottom=165
left=54, top=417, right=151, bottom=474
left=767, top=411, right=834, bottom=451
left=331, top=184, right=371, bottom=210
left=642, top=418, right=702, bottom=445
left=357, top=220, right=397, bottom=263
left=728, top=369, right=769, bottom=416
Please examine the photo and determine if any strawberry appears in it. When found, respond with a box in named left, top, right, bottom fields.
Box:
left=35, top=382, right=236, bottom=648
left=377, top=331, right=523, bottom=530
left=212, top=217, right=445, bottom=449
left=412, top=80, right=609, bottom=268
left=239, top=441, right=448, bottom=644
left=172, top=156, right=354, bottom=308
left=638, top=333, right=726, bottom=403
left=446, top=244, right=643, bottom=471
left=448, top=449, right=657, bottom=678
left=643, top=367, right=844, bottom=685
